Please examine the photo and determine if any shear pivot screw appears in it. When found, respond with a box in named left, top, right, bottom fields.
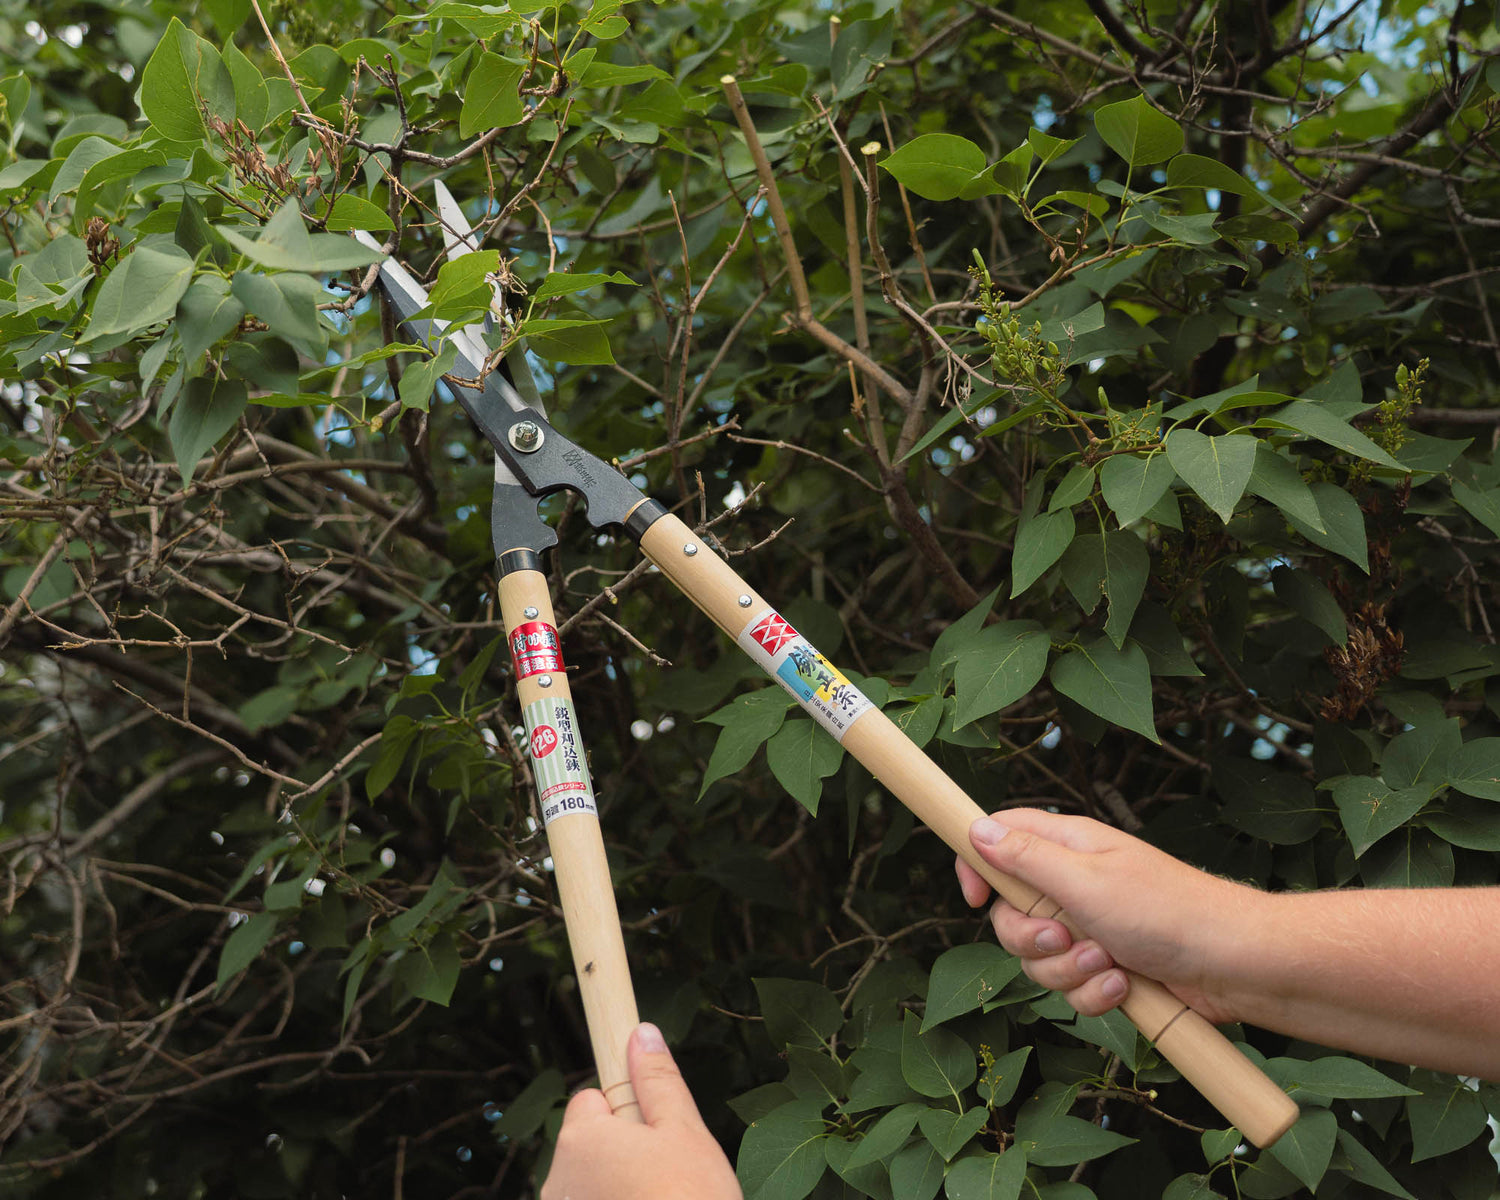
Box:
left=509, top=421, right=543, bottom=452
left=682, top=543, right=698, bottom=557
left=538, top=675, right=553, bottom=688
left=523, top=606, right=539, bottom=619
left=738, top=595, right=752, bottom=608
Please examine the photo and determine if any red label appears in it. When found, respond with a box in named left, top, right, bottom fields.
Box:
left=510, top=620, right=564, bottom=679
left=530, top=725, right=558, bottom=758
left=748, top=612, right=799, bottom=656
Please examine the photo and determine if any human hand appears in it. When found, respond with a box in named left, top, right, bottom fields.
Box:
left=541, top=1023, right=742, bottom=1200
left=955, top=808, right=1261, bottom=1024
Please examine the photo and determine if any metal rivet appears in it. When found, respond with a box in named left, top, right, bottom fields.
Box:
left=509, top=421, right=543, bottom=452
left=737, top=595, right=752, bottom=608
left=537, top=675, right=553, bottom=688
left=523, top=606, right=539, bottom=619
left=682, top=543, right=698, bottom=557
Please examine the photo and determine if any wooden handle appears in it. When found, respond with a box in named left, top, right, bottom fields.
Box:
left=499, top=568, right=642, bottom=1122
left=638, top=512, right=1299, bottom=1148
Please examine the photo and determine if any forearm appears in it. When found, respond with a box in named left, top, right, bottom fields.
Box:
left=1216, top=887, right=1500, bottom=1079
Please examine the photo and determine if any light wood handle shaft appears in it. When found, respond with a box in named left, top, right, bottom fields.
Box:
left=499, top=569, right=642, bottom=1122
left=638, top=512, right=1298, bottom=1147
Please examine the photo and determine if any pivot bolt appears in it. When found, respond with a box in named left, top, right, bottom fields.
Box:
left=509, top=421, right=543, bottom=452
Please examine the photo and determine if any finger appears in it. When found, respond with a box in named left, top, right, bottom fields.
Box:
left=955, top=855, right=992, bottom=908
left=1064, top=968, right=1130, bottom=1018
left=970, top=815, right=1095, bottom=904
left=988, top=898, right=1073, bottom=959
left=1013, top=939, right=1115, bottom=994
left=628, top=1023, right=704, bottom=1130
left=561, top=1086, right=612, bottom=1126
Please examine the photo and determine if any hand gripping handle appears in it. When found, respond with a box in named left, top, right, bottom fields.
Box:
left=637, top=512, right=1299, bottom=1148
left=499, top=567, right=643, bottom=1122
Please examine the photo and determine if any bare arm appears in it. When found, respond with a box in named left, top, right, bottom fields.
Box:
left=957, top=809, right=1500, bottom=1080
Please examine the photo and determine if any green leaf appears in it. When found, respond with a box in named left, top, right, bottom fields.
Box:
left=1265, top=1056, right=1418, bottom=1101
left=1128, top=602, right=1201, bottom=677
left=1060, top=532, right=1148, bottom=648
left=218, top=199, right=386, bottom=272
left=700, top=688, right=793, bottom=797
left=737, top=1098, right=829, bottom=1200
left=87, top=244, right=195, bottom=339
left=460, top=52, right=526, bottom=137
left=1327, top=776, right=1435, bottom=856
left=1451, top=478, right=1500, bottom=537
left=1162, top=1173, right=1225, bottom=1200
left=405, top=932, right=461, bottom=1005
left=222, top=38, right=268, bottom=130
left=766, top=717, right=843, bottom=815
left=230, top=271, right=328, bottom=358
left=522, top=317, right=615, bottom=364
left=141, top=17, right=234, bottom=143
left=1287, top=482, right=1369, bottom=572
left=846, top=1102, right=923, bottom=1168
left=1014, top=1107, right=1135, bottom=1167
left=1165, top=153, right=1260, bottom=198
left=1094, top=95, right=1183, bottom=166
left=321, top=193, right=395, bottom=232
left=977, top=1047, right=1031, bottom=1108
left=1164, top=429, right=1255, bottom=523
left=1263, top=1108, right=1336, bottom=1191
left=1382, top=719, right=1460, bottom=790
left=1446, top=737, right=1500, bottom=799
left=918, top=1106, right=988, bottom=1161
left=889, top=1139, right=945, bottom=1200
left=169, top=376, right=247, bottom=482
left=1048, top=464, right=1095, bottom=512
left=880, top=134, right=989, bottom=201
left=901, top=1011, right=977, bottom=1100
left=933, top=585, right=1002, bottom=667
left=1406, top=1070, right=1490, bottom=1162
left=943, top=1149, right=1028, bottom=1200
left=1099, top=453, right=1175, bottom=528
left=535, top=270, right=638, bottom=300
left=1334, top=1130, right=1416, bottom=1200
left=1011, top=508, right=1075, bottom=597
left=922, top=943, right=1023, bottom=1030
left=398, top=341, right=457, bottom=412
left=1050, top=639, right=1158, bottom=743
left=952, top=622, right=1050, bottom=727
left=1245, top=443, right=1324, bottom=532
left=1270, top=566, right=1346, bottom=645
left=493, top=1068, right=566, bottom=1141
left=176, top=275, right=246, bottom=362
left=755, top=978, right=844, bottom=1049
left=1213, top=757, right=1322, bottom=845
left=1257, top=400, right=1404, bottom=470
left=426, top=249, right=500, bottom=319
left=216, top=911, right=277, bottom=990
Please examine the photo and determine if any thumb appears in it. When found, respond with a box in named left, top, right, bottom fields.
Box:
left=627, top=1023, right=703, bottom=1129
left=969, top=810, right=1095, bottom=909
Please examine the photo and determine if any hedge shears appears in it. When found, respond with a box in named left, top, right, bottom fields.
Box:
left=355, top=189, right=1299, bottom=1147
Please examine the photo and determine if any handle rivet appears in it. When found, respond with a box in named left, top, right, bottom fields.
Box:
left=509, top=421, right=544, bottom=452
left=538, top=674, right=553, bottom=688
left=523, top=606, right=539, bottom=619
left=737, top=595, right=752, bottom=608
left=682, top=543, right=698, bottom=557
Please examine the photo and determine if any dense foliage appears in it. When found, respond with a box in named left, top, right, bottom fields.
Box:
left=4, top=0, right=1500, bottom=1195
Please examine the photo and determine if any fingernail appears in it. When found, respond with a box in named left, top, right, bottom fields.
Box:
left=635, top=1022, right=667, bottom=1054
left=1036, top=929, right=1066, bottom=954
left=1077, top=947, right=1109, bottom=974
left=971, top=817, right=1009, bottom=846
left=1101, top=973, right=1127, bottom=1001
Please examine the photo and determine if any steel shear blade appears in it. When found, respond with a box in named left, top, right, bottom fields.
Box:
left=354, top=208, right=656, bottom=559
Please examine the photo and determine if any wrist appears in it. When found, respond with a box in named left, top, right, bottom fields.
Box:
left=1195, top=882, right=1284, bottom=1027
